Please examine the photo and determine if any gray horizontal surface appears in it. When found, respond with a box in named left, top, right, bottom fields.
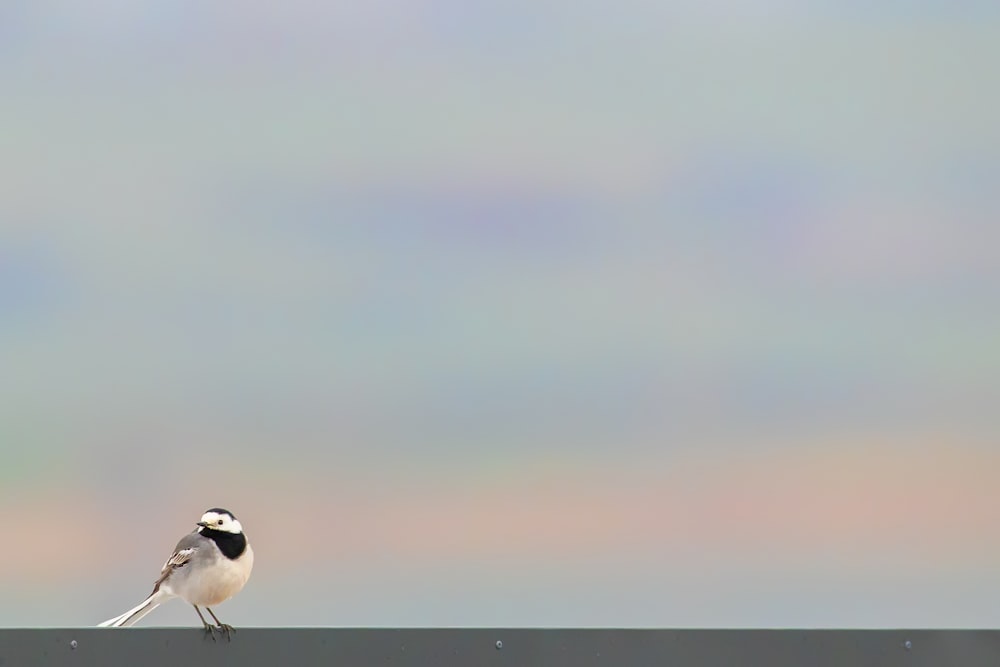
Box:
left=2, top=629, right=999, bottom=667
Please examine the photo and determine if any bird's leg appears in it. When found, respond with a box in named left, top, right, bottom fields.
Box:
left=206, top=607, right=235, bottom=642
left=193, top=605, right=217, bottom=641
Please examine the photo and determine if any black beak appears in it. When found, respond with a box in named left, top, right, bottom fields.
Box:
left=196, top=521, right=209, bottom=527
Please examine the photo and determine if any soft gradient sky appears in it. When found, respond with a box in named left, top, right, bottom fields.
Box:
left=1, top=1, right=999, bottom=628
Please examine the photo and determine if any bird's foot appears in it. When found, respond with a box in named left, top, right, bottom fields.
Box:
left=216, top=623, right=235, bottom=642
left=201, top=621, right=218, bottom=642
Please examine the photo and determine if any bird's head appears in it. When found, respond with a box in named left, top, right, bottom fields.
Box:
left=196, top=508, right=244, bottom=534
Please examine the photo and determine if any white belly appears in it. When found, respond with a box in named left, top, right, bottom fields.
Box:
left=169, top=544, right=254, bottom=607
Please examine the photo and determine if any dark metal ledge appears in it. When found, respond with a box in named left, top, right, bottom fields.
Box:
left=2, top=628, right=999, bottom=666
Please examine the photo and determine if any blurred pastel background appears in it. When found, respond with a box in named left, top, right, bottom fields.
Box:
left=1, top=1, right=999, bottom=628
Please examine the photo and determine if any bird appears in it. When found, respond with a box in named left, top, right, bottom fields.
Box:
left=98, top=508, right=254, bottom=640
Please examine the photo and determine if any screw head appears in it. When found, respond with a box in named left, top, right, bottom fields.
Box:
left=904, top=640, right=912, bottom=650
left=70, top=640, right=78, bottom=650
left=495, top=640, right=503, bottom=650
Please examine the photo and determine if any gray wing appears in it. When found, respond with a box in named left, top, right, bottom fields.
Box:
left=171, top=531, right=209, bottom=555
left=151, top=531, right=208, bottom=593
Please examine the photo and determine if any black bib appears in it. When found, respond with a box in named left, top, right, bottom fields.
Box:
left=200, top=528, right=247, bottom=560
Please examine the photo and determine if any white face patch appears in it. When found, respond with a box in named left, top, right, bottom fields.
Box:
left=198, top=510, right=244, bottom=534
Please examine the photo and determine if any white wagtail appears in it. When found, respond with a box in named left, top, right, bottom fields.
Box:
left=98, top=508, right=254, bottom=640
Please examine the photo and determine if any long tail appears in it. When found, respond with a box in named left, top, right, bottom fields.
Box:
left=98, top=590, right=171, bottom=627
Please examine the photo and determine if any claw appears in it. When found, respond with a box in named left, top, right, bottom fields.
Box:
left=201, top=622, right=218, bottom=642
left=204, top=607, right=234, bottom=642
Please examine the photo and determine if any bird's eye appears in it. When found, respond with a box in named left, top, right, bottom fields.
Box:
left=217, top=519, right=224, bottom=525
